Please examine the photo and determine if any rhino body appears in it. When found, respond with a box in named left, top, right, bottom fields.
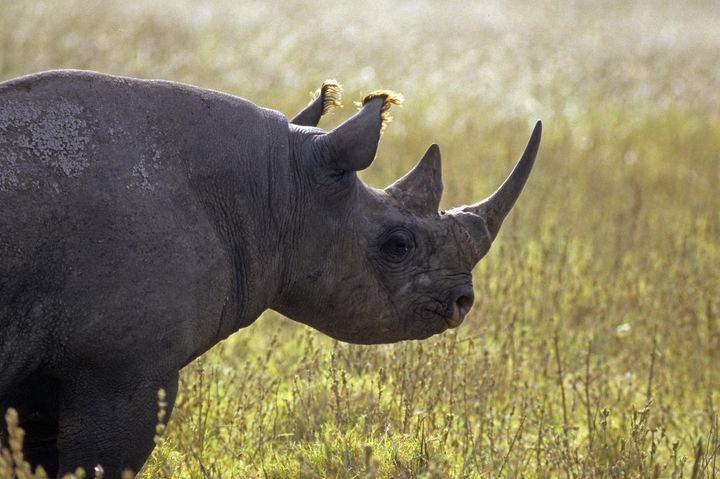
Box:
left=0, top=70, right=541, bottom=477
left=0, top=70, right=293, bottom=476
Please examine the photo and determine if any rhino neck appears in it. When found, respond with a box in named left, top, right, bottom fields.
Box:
left=266, top=124, right=314, bottom=313
left=266, top=124, right=358, bottom=331
left=187, top=105, right=294, bottom=343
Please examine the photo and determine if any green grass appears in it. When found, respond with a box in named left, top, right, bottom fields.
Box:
left=1, top=1, right=719, bottom=477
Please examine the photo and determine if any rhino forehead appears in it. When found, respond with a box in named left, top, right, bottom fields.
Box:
left=0, top=99, right=93, bottom=184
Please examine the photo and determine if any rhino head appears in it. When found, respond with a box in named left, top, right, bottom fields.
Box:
left=271, top=83, right=542, bottom=344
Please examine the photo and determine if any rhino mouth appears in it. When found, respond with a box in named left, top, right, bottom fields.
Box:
left=412, top=290, right=474, bottom=330
left=413, top=299, right=454, bottom=334
left=445, top=312, right=464, bottom=328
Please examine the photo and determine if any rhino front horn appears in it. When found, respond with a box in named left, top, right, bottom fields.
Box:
left=461, top=120, right=542, bottom=240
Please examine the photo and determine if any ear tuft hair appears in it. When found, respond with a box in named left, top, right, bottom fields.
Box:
left=292, top=80, right=343, bottom=127
left=313, top=80, right=343, bottom=116
left=354, top=90, right=403, bottom=133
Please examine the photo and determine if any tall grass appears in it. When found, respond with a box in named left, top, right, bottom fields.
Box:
left=1, top=0, right=718, bottom=477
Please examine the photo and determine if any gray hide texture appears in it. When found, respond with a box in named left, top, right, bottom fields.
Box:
left=0, top=70, right=541, bottom=478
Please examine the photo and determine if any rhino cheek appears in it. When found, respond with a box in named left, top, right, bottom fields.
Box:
left=397, top=282, right=412, bottom=296
left=417, top=274, right=432, bottom=288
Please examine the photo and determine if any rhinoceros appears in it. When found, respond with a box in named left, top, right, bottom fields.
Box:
left=0, top=70, right=541, bottom=477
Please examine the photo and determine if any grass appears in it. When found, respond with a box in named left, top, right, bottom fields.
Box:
left=1, top=0, right=719, bottom=477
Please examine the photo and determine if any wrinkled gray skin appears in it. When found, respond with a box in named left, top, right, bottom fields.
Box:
left=0, top=70, right=541, bottom=478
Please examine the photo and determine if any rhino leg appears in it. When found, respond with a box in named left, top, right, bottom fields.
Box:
left=1, top=374, right=61, bottom=477
left=21, top=412, right=59, bottom=478
left=56, top=369, right=179, bottom=478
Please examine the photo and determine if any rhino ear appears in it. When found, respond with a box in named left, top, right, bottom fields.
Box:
left=385, top=144, right=443, bottom=214
left=291, top=80, right=342, bottom=127
left=312, top=91, right=402, bottom=172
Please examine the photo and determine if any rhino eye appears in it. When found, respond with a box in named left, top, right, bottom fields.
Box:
left=379, top=228, right=415, bottom=263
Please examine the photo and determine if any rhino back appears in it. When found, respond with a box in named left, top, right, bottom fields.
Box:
left=0, top=70, right=285, bottom=381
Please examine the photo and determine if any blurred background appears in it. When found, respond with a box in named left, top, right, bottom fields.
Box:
left=1, top=1, right=718, bottom=477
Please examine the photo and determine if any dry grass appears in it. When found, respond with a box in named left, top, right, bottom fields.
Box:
left=1, top=0, right=719, bottom=477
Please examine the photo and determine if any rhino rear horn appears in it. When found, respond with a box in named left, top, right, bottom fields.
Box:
left=460, top=120, right=542, bottom=240
left=385, top=144, right=443, bottom=215
left=291, top=80, right=342, bottom=127
left=313, top=91, right=402, bottom=172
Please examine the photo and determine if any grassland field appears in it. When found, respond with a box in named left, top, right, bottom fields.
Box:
left=1, top=1, right=719, bottom=477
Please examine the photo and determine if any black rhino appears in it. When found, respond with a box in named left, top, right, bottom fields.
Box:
left=0, top=70, right=541, bottom=477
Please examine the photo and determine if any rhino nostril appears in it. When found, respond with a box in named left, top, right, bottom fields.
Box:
left=445, top=286, right=475, bottom=328
left=455, top=293, right=474, bottom=318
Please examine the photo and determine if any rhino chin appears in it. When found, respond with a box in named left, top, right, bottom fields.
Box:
left=402, top=315, right=450, bottom=341
left=324, top=318, right=448, bottom=345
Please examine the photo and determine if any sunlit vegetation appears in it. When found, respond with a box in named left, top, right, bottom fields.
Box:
left=1, top=0, right=718, bottom=477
